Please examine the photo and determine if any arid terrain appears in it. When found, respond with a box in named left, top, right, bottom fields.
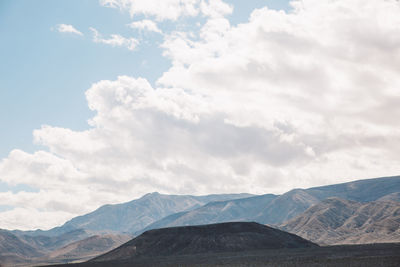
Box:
left=46, top=243, right=400, bottom=267
left=0, top=176, right=399, bottom=266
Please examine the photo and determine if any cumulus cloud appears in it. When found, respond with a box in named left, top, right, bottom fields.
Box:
left=90, top=27, right=139, bottom=50
left=55, top=24, right=83, bottom=36
left=100, top=0, right=232, bottom=21
left=127, top=19, right=162, bottom=33
left=1, top=0, right=400, bottom=230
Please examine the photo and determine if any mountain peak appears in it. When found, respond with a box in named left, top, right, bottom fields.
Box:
left=142, top=192, right=161, bottom=197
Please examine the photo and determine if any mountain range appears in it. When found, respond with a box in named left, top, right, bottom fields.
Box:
left=281, top=197, right=400, bottom=245
left=0, top=175, right=399, bottom=266
left=141, top=176, right=400, bottom=232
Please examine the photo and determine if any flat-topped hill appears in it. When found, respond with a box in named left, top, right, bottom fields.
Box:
left=92, top=222, right=317, bottom=262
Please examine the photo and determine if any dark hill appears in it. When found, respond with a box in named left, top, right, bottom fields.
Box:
left=91, top=222, right=317, bottom=262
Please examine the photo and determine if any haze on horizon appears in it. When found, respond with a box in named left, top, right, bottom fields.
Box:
left=1, top=0, right=400, bottom=230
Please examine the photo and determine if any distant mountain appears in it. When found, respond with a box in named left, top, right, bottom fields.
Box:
left=0, top=229, right=94, bottom=266
left=141, top=194, right=278, bottom=233
left=0, top=231, right=131, bottom=267
left=304, top=176, right=400, bottom=202
left=0, top=230, right=43, bottom=266
left=12, top=192, right=253, bottom=239
left=0, top=193, right=252, bottom=266
left=378, top=192, right=400, bottom=202
left=16, top=228, right=89, bottom=252
left=256, top=175, right=400, bottom=224
left=91, top=222, right=317, bottom=263
left=41, top=234, right=131, bottom=264
left=281, top=198, right=400, bottom=245
left=1, top=175, right=399, bottom=266
left=254, top=189, right=319, bottom=224
left=143, top=176, right=400, bottom=230
left=55, top=192, right=253, bottom=235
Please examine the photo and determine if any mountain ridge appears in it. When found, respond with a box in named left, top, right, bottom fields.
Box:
left=281, top=197, right=400, bottom=245
left=1, top=175, right=399, bottom=266
left=141, top=176, right=400, bottom=231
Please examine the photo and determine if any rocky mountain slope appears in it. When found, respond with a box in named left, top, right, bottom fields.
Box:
left=281, top=197, right=400, bottom=245
left=49, top=192, right=253, bottom=235
left=0, top=230, right=130, bottom=266
left=0, top=230, right=43, bottom=266
left=40, top=234, right=132, bottom=264
left=141, top=194, right=278, bottom=234
left=143, top=176, right=400, bottom=231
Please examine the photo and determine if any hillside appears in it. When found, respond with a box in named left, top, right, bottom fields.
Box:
left=41, top=234, right=132, bottom=264
left=92, top=222, right=317, bottom=263
left=281, top=198, right=400, bottom=245
left=0, top=230, right=43, bottom=266
left=16, top=228, right=89, bottom=252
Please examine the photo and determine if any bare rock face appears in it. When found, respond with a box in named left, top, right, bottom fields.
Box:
left=92, top=222, right=317, bottom=262
left=281, top=198, right=400, bottom=245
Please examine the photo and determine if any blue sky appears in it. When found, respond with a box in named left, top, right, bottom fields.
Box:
left=1, top=0, right=164, bottom=158
left=1, top=0, right=399, bottom=230
left=0, top=0, right=291, bottom=159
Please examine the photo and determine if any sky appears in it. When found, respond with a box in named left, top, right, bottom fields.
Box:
left=0, top=0, right=399, bottom=230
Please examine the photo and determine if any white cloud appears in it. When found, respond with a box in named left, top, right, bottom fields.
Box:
left=90, top=27, right=139, bottom=50
left=200, top=0, right=233, bottom=18
left=55, top=24, right=83, bottom=36
left=127, top=19, right=162, bottom=33
left=99, top=0, right=232, bottom=21
left=1, top=0, right=400, bottom=230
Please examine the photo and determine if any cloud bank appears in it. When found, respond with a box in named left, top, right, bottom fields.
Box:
left=1, top=0, right=400, bottom=230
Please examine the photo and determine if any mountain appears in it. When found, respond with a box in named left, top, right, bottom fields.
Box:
left=143, top=176, right=400, bottom=230
left=1, top=176, right=399, bottom=266
left=140, top=194, right=277, bottom=233
left=55, top=192, right=253, bottom=235
left=0, top=229, right=93, bottom=266
left=254, top=189, right=319, bottom=224
left=41, top=234, right=132, bottom=264
left=16, top=228, right=90, bottom=252
left=304, top=176, right=400, bottom=202
left=91, top=222, right=317, bottom=263
left=0, top=230, right=44, bottom=266
left=0, top=231, right=131, bottom=267
left=281, top=198, right=400, bottom=245
left=256, top=175, right=400, bottom=224
left=378, top=192, right=400, bottom=202
left=12, top=192, right=253, bottom=239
